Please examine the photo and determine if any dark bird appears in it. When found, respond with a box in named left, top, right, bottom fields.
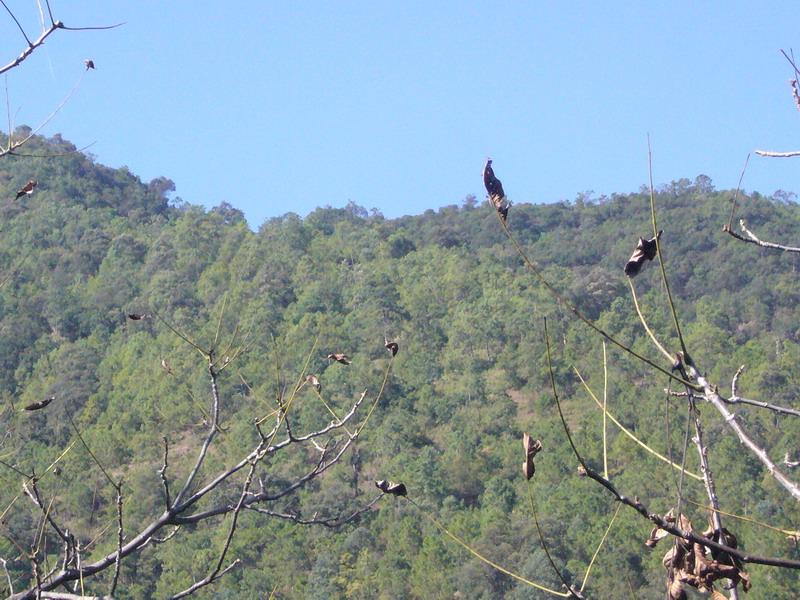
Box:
left=15, top=180, right=37, bottom=200
left=483, top=159, right=511, bottom=223
left=624, top=230, right=663, bottom=277
left=384, top=338, right=399, bottom=357
left=127, top=313, right=149, bottom=321
left=522, top=432, right=542, bottom=480
left=84, top=59, right=95, bottom=70
left=306, top=374, right=321, bottom=392
left=327, top=353, right=351, bottom=365
left=375, top=479, right=407, bottom=497
left=483, top=158, right=505, bottom=202
left=24, top=396, right=54, bottom=411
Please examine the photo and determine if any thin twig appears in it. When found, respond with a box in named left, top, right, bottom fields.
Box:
left=405, top=497, right=572, bottom=597
left=726, top=218, right=800, bottom=254
left=725, top=154, right=751, bottom=231
left=573, top=368, right=702, bottom=481
left=526, top=481, right=585, bottom=598
left=493, top=202, right=697, bottom=389
left=168, top=462, right=256, bottom=599
left=627, top=278, right=674, bottom=363
left=647, top=136, right=688, bottom=359
left=602, top=342, right=608, bottom=479
left=246, top=492, right=383, bottom=528
left=754, top=149, right=800, bottom=158
left=579, top=503, right=621, bottom=592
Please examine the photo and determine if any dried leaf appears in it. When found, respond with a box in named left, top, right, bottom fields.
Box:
left=624, top=230, right=662, bottom=277
left=522, top=433, right=542, bottom=480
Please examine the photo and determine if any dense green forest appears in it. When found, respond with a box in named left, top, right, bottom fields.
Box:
left=0, top=131, right=799, bottom=598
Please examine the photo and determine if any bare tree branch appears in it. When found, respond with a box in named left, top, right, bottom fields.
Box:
left=725, top=219, right=800, bottom=253
left=168, top=461, right=256, bottom=599
left=754, top=149, right=800, bottom=158
left=681, top=356, right=800, bottom=501
left=247, top=492, right=384, bottom=528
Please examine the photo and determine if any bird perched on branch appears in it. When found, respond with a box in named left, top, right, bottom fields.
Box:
left=127, top=313, right=149, bottom=321
left=483, top=159, right=511, bottom=223
left=84, top=59, right=95, bottom=70
left=375, top=479, right=407, bottom=496
left=327, top=353, right=351, bottom=365
left=161, top=358, right=173, bottom=375
left=624, top=230, right=663, bottom=277
left=24, top=396, right=54, bottom=411
left=483, top=158, right=505, bottom=202
left=15, top=180, right=37, bottom=200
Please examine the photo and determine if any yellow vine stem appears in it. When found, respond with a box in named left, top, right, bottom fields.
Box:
left=493, top=209, right=698, bottom=390
left=602, top=341, right=608, bottom=480
left=573, top=367, right=703, bottom=482
left=354, top=356, right=394, bottom=435
left=405, top=497, right=571, bottom=597
left=267, top=583, right=278, bottom=600
left=0, top=440, right=77, bottom=523
left=255, top=337, right=319, bottom=427
left=313, top=387, right=354, bottom=437
left=627, top=278, right=674, bottom=364
left=647, top=137, right=688, bottom=359
left=525, top=481, right=575, bottom=593
left=683, top=497, right=800, bottom=539
left=579, top=503, right=622, bottom=593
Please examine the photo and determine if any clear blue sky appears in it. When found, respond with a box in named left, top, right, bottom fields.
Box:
left=3, top=2, right=800, bottom=228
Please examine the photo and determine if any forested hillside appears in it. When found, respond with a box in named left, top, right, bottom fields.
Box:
left=0, top=132, right=799, bottom=598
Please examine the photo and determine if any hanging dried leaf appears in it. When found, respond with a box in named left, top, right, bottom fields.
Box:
left=522, top=433, right=542, bottom=480
left=624, top=230, right=663, bottom=277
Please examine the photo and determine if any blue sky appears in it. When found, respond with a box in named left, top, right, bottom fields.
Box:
left=3, top=2, right=800, bottom=228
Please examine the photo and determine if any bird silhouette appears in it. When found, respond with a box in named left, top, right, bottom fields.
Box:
left=483, top=159, right=510, bottom=222
left=483, top=158, right=505, bottom=201
left=15, top=180, right=37, bottom=200
left=375, top=479, right=407, bottom=496
left=127, top=313, right=149, bottom=321
left=24, top=396, right=54, bottom=411
left=624, top=231, right=663, bottom=277
left=384, top=338, right=399, bottom=356
left=84, top=59, right=95, bottom=70
left=327, top=353, right=351, bottom=365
